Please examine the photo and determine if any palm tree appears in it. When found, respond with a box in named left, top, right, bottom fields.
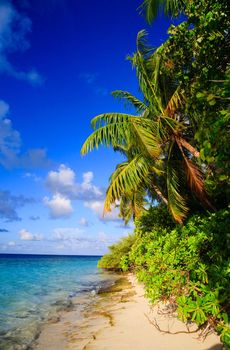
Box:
left=81, top=31, right=208, bottom=223
left=140, top=0, right=185, bottom=24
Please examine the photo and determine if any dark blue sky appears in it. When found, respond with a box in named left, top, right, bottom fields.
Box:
left=0, top=0, right=177, bottom=254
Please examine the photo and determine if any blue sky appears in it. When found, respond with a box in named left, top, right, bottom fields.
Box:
left=0, top=0, right=175, bottom=255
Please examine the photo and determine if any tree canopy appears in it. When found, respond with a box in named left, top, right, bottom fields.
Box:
left=82, top=0, right=229, bottom=223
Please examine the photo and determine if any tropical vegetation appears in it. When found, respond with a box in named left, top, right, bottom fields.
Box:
left=82, top=0, right=230, bottom=347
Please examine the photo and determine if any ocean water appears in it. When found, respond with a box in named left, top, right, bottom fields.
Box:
left=0, top=254, right=114, bottom=350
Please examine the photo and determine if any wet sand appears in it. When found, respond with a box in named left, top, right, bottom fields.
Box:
left=34, top=274, right=222, bottom=350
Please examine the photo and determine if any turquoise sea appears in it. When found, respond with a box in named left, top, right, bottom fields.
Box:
left=0, top=254, right=115, bottom=350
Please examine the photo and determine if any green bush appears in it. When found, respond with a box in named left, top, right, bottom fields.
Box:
left=129, top=208, right=230, bottom=346
left=97, top=234, right=137, bottom=270
left=98, top=207, right=230, bottom=347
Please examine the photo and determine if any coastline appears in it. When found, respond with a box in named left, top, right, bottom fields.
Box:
left=34, top=273, right=222, bottom=350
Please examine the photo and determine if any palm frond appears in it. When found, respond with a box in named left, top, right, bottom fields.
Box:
left=81, top=122, right=130, bottom=155
left=167, top=167, right=188, bottom=223
left=183, top=158, right=206, bottom=200
left=132, top=122, right=161, bottom=158
left=166, top=143, right=188, bottom=223
left=104, top=155, right=150, bottom=213
left=112, top=90, right=147, bottom=112
left=139, top=0, right=184, bottom=24
left=119, top=190, right=147, bottom=224
left=128, top=31, right=164, bottom=114
left=164, top=88, right=185, bottom=117
left=91, top=113, right=136, bottom=129
left=133, top=52, right=163, bottom=114
left=136, top=29, right=154, bottom=58
left=82, top=112, right=162, bottom=159
left=176, top=139, right=211, bottom=206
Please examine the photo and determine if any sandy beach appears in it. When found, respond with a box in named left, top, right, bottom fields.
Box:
left=34, top=274, right=222, bottom=350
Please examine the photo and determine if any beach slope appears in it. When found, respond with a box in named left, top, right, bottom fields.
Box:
left=84, top=274, right=222, bottom=350
left=35, top=274, right=222, bottom=350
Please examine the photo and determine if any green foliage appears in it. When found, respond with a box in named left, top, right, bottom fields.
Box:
left=156, top=0, right=230, bottom=208
left=140, top=0, right=184, bottom=24
left=82, top=0, right=230, bottom=224
left=81, top=29, right=209, bottom=223
left=131, top=208, right=230, bottom=345
left=97, top=234, right=137, bottom=271
left=135, top=204, right=176, bottom=233
left=99, top=208, right=230, bottom=345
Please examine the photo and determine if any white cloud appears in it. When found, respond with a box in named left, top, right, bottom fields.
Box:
left=79, top=217, right=89, bottom=226
left=44, top=165, right=107, bottom=221
left=19, top=228, right=42, bottom=241
left=52, top=227, right=95, bottom=251
left=84, top=200, right=121, bottom=222
left=45, top=165, right=103, bottom=200
left=0, top=1, right=42, bottom=84
left=46, top=164, right=75, bottom=191
left=43, top=193, right=74, bottom=219
left=51, top=227, right=117, bottom=253
left=82, top=171, right=93, bottom=187
left=53, top=227, right=83, bottom=241
left=8, top=240, right=15, bottom=246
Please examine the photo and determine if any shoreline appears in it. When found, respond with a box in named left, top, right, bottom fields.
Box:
left=34, top=273, right=222, bottom=350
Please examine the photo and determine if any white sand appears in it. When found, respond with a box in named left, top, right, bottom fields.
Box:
left=84, top=274, right=222, bottom=350
left=35, top=274, right=222, bottom=350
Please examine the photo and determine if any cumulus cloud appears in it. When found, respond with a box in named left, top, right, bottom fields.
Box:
left=0, top=1, right=42, bottom=84
left=45, top=165, right=103, bottom=200
left=8, top=240, right=15, bottom=246
left=19, top=228, right=43, bottom=241
left=43, top=193, right=74, bottom=219
left=0, top=99, right=51, bottom=169
left=44, top=165, right=108, bottom=220
left=0, top=190, right=34, bottom=222
left=84, top=200, right=121, bottom=222
left=46, top=164, right=75, bottom=191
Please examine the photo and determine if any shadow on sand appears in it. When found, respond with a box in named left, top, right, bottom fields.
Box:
left=204, top=344, right=223, bottom=350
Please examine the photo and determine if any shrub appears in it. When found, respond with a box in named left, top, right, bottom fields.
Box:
left=129, top=208, right=230, bottom=346
left=98, top=207, right=230, bottom=347
left=97, top=234, right=137, bottom=270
